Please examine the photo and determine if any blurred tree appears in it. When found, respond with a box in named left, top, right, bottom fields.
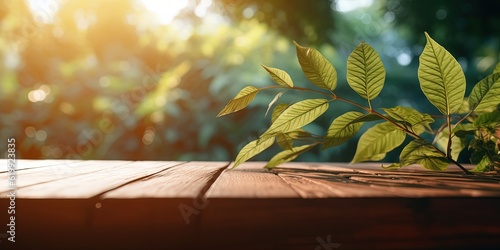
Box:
left=214, top=0, right=336, bottom=44
left=1, top=0, right=498, bottom=164
left=386, top=0, right=500, bottom=74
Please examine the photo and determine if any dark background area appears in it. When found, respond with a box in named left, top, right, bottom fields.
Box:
left=0, top=0, right=499, bottom=163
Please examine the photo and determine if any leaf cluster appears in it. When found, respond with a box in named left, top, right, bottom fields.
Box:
left=218, top=33, right=500, bottom=173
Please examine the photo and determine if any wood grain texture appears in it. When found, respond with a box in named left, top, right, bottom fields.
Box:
left=0, top=159, right=81, bottom=172
left=0, top=161, right=183, bottom=198
left=0, top=160, right=499, bottom=250
left=271, top=162, right=500, bottom=197
left=88, top=162, right=230, bottom=249
left=0, top=160, right=124, bottom=193
left=205, top=162, right=299, bottom=198
left=102, top=161, right=229, bottom=198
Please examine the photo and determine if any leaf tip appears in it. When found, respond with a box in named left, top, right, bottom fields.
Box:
left=424, top=31, right=432, bottom=41
left=216, top=110, right=226, bottom=117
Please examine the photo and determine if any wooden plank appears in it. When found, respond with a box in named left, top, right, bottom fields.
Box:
left=0, top=161, right=183, bottom=198
left=0, top=160, right=127, bottom=193
left=0, top=160, right=499, bottom=250
left=205, top=162, right=300, bottom=198
left=279, top=173, right=500, bottom=198
left=0, top=159, right=81, bottom=172
left=270, top=162, right=500, bottom=197
left=90, top=162, right=230, bottom=249
left=101, top=161, right=230, bottom=198
left=277, top=172, right=400, bottom=197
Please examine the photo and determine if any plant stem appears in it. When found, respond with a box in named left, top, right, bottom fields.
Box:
left=448, top=157, right=473, bottom=175
left=446, top=114, right=452, bottom=157
left=454, top=111, right=473, bottom=126
left=333, top=95, right=371, bottom=112
left=259, top=86, right=332, bottom=97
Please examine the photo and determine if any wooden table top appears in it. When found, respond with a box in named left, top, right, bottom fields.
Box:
left=1, top=160, right=499, bottom=249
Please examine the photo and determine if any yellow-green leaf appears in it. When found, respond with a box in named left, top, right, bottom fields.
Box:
left=381, top=163, right=402, bottom=170
left=348, top=113, right=384, bottom=124
left=276, top=133, right=294, bottom=150
left=323, top=111, right=364, bottom=149
left=435, top=128, right=466, bottom=161
left=262, top=99, right=329, bottom=137
left=383, top=106, right=430, bottom=125
left=265, top=144, right=315, bottom=169
left=217, top=86, right=259, bottom=117
left=271, top=103, right=289, bottom=123
left=457, top=99, right=470, bottom=114
left=452, top=123, right=475, bottom=137
left=471, top=156, right=492, bottom=172
left=400, top=139, right=448, bottom=170
left=347, top=42, right=385, bottom=102
left=286, top=129, right=312, bottom=139
left=233, top=137, right=275, bottom=169
left=418, top=32, right=466, bottom=115
left=383, top=106, right=434, bottom=134
left=294, top=41, right=337, bottom=91
left=473, top=111, right=500, bottom=128
left=468, top=73, right=500, bottom=114
left=352, top=122, right=406, bottom=163
left=262, top=65, right=294, bottom=87
left=494, top=62, right=500, bottom=74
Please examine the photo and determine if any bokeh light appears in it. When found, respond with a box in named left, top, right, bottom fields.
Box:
left=0, top=0, right=499, bottom=163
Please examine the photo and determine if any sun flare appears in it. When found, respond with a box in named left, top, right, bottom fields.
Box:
left=138, top=0, right=189, bottom=24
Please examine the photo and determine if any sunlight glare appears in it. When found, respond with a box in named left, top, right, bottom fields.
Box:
left=138, top=0, right=189, bottom=24
left=335, top=0, right=374, bottom=13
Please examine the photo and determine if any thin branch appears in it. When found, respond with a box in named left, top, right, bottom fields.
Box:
left=454, top=110, right=474, bottom=126
left=448, top=157, right=473, bottom=175
left=259, top=85, right=332, bottom=97
left=446, top=114, right=453, bottom=157
left=334, top=96, right=371, bottom=112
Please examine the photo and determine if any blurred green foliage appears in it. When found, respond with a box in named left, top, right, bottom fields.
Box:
left=0, top=0, right=499, bottom=163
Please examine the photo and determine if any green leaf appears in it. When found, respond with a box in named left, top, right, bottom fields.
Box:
left=276, top=133, right=294, bottom=150
left=473, top=111, right=500, bottom=128
left=262, top=65, right=294, bottom=87
left=383, top=106, right=432, bottom=126
left=262, top=99, right=329, bottom=137
left=418, top=32, right=466, bottom=115
left=399, top=139, right=449, bottom=170
left=468, top=73, right=500, bottom=113
left=348, top=113, right=384, bottom=124
left=471, top=156, right=492, bottom=172
left=381, top=163, right=402, bottom=170
left=383, top=106, right=434, bottom=134
left=347, top=42, right=386, bottom=102
left=294, top=41, right=337, bottom=91
left=265, top=144, right=315, bottom=169
left=457, top=99, right=470, bottom=114
left=452, top=123, right=475, bottom=137
left=468, top=139, right=497, bottom=164
left=233, top=137, right=275, bottom=169
left=435, top=128, right=466, bottom=161
left=286, top=129, right=312, bottom=139
left=217, top=86, right=259, bottom=117
left=494, top=62, right=500, bottom=74
left=352, top=122, right=406, bottom=163
left=323, top=111, right=364, bottom=149
left=271, top=103, right=289, bottom=123
left=265, top=92, right=283, bottom=117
